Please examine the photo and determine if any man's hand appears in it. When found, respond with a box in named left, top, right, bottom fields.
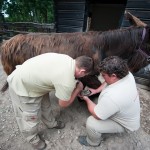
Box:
left=87, top=88, right=97, bottom=96
left=59, top=81, right=84, bottom=108
left=86, top=82, right=106, bottom=96
left=82, top=96, right=89, bottom=101
left=76, top=81, right=84, bottom=91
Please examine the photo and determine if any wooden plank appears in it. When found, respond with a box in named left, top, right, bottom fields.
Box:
left=134, top=76, right=150, bottom=86
left=121, top=20, right=150, bottom=27
left=126, top=1, right=150, bottom=9
left=57, top=19, right=84, bottom=26
left=56, top=2, right=85, bottom=11
left=56, top=11, right=85, bottom=19
left=57, top=26, right=83, bottom=32
left=136, top=83, right=150, bottom=91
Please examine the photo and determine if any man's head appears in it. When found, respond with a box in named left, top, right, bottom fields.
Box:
left=75, top=56, right=94, bottom=78
left=99, top=56, right=129, bottom=84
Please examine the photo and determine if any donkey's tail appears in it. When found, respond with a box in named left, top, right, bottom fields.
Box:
left=1, top=81, right=8, bottom=93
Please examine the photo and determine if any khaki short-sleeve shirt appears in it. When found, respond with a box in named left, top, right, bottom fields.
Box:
left=7, top=53, right=77, bottom=100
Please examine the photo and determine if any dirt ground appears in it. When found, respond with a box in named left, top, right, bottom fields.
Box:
left=0, top=61, right=150, bottom=150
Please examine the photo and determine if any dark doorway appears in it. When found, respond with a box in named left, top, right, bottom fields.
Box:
left=88, top=2, right=126, bottom=31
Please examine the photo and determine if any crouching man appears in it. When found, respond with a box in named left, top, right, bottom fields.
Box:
left=78, top=56, right=140, bottom=147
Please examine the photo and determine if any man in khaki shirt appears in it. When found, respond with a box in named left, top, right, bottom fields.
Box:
left=7, top=53, right=94, bottom=150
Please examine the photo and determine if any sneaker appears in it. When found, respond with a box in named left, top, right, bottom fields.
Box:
left=53, top=121, right=65, bottom=129
left=78, top=136, right=91, bottom=146
left=29, top=135, right=46, bottom=150
left=78, top=136, right=100, bottom=147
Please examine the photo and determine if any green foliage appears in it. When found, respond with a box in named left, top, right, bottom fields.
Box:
left=1, top=0, right=54, bottom=23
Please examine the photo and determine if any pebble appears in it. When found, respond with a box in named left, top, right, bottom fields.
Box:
left=58, top=130, right=60, bottom=134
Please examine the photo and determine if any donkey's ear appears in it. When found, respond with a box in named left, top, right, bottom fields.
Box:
left=125, top=11, right=147, bottom=27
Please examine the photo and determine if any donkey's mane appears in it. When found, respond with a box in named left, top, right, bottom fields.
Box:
left=92, top=26, right=150, bottom=72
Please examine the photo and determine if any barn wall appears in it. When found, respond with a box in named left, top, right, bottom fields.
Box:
left=54, top=0, right=127, bottom=32
left=54, top=0, right=87, bottom=32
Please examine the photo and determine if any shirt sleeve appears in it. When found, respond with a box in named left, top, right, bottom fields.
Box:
left=54, top=83, right=76, bottom=101
left=94, top=95, right=119, bottom=120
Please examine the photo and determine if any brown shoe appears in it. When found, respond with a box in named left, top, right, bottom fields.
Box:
left=29, top=135, right=46, bottom=150
left=53, top=121, right=65, bottom=129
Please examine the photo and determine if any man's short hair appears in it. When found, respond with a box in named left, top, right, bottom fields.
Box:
left=75, top=56, right=94, bottom=74
left=99, top=56, right=129, bottom=79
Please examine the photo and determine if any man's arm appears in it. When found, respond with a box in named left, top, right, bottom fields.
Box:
left=59, top=81, right=83, bottom=108
left=82, top=96, right=100, bottom=119
left=88, top=82, right=106, bottom=96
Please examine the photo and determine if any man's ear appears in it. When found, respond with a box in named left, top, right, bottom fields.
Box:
left=111, top=73, right=117, bottom=78
left=80, top=69, right=86, bottom=75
